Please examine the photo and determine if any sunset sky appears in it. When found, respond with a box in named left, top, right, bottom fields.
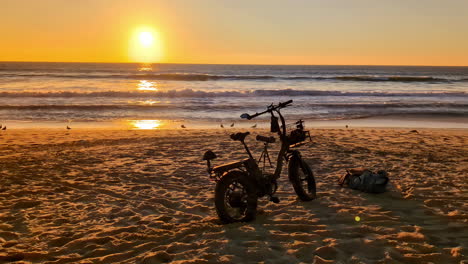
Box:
left=1, top=0, right=467, bottom=66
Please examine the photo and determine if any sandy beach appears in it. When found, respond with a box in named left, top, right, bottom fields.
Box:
left=3, top=0, right=468, bottom=263
left=0, top=127, right=466, bottom=263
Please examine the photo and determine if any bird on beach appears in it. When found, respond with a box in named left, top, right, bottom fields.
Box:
left=220, top=123, right=224, bottom=128
left=66, top=126, right=71, bottom=130
left=346, top=125, right=349, bottom=129
left=181, top=124, right=186, bottom=128
left=2, top=126, right=6, bottom=130
left=230, top=123, right=235, bottom=127
left=251, top=124, right=257, bottom=128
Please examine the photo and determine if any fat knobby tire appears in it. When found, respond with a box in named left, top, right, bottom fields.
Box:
left=214, top=171, right=258, bottom=223
left=289, top=158, right=317, bottom=201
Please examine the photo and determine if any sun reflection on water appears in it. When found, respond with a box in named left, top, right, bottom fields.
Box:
left=131, top=120, right=162, bottom=129
left=138, top=65, right=153, bottom=71
left=137, top=80, right=158, bottom=91
left=139, top=100, right=160, bottom=105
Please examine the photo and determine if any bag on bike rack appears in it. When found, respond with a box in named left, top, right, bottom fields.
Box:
left=288, top=129, right=307, bottom=145
left=338, top=168, right=389, bottom=193
left=270, top=115, right=280, bottom=133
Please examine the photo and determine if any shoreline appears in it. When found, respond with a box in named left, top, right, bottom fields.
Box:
left=1, top=114, right=468, bottom=130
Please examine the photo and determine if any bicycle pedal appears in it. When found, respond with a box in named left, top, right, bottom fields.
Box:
left=270, top=196, right=280, bottom=203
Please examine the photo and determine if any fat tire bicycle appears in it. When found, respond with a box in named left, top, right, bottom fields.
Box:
left=203, top=100, right=316, bottom=223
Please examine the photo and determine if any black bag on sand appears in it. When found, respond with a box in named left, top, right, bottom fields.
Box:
left=338, top=168, right=389, bottom=193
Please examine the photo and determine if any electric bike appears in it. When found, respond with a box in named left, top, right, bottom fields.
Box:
left=203, top=100, right=316, bottom=223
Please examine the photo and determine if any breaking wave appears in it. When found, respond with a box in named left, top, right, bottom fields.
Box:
left=0, top=89, right=467, bottom=98
left=2, top=72, right=468, bottom=82
left=0, top=102, right=466, bottom=111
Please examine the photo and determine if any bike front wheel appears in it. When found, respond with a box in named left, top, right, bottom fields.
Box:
left=288, top=158, right=316, bottom=201
left=214, top=170, right=258, bottom=223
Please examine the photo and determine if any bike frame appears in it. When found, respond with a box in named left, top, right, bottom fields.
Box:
left=206, top=100, right=309, bottom=188
left=271, top=108, right=290, bottom=179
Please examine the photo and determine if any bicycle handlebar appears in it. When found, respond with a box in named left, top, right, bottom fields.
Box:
left=240, top=100, right=293, bottom=120
left=278, top=100, right=293, bottom=108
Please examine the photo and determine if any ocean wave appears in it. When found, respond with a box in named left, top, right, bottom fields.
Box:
left=0, top=89, right=466, bottom=98
left=0, top=102, right=466, bottom=112
left=323, top=76, right=452, bottom=82
left=2, top=72, right=468, bottom=82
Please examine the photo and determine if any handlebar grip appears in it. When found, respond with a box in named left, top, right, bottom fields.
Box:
left=279, top=100, right=293, bottom=108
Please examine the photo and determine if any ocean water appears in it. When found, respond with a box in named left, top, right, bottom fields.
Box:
left=0, top=62, right=467, bottom=127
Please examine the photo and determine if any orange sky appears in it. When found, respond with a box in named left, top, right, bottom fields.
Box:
left=1, top=0, right=468, bottom=66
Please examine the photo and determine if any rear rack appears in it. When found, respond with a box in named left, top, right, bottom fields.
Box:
left=288, top=129, right=312, bottom=148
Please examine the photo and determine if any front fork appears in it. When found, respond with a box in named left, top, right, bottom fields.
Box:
left=286, top=149, right=301, bottom=162
left=286, top=150, right=302, bottom=180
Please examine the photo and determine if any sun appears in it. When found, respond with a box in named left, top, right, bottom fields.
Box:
left=139, top=32, right=154, bottom=47
left=129, top=27, right=163, bottom=63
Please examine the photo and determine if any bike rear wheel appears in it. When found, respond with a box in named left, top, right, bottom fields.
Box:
left=289, top=158, right=316, bottom=201
left=214, top=171, right=258, bottom=223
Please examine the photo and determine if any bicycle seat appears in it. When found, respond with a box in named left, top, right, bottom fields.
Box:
left=230, top=132, right=250, bottom=142
left=256, top=135, right=275, bottom=143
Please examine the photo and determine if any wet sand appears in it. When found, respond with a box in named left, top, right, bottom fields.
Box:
left=0, top=128, right=466, bottom=263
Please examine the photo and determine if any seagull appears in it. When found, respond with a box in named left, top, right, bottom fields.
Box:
left=66, top=126, right=71, bottom=130
left=230, top=123, right=234, bottom=127
left=220, top=124, right=224, bottom=128
left=251, top=124, right=257, bottom=128
left=1, top=126, right=6, bottom=130
left=181, top=124, right=186, bottom=128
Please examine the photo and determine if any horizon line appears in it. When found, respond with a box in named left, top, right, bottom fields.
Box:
left=1, top=60, right=467, bottom=67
